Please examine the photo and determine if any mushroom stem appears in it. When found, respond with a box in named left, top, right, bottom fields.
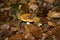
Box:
left=26, top=22, right=30, bottom=25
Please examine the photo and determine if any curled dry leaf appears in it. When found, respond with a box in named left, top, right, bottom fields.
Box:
left=48, top=21, right=57, bottom=26
left=37, top=23, right=42, bottom=27
left=33, top=17, right=40, bottom=24
left=0, top=24, right=10, bottom=30
left=29, top=3, right=38, bottom=11
left=10, top=26, right=20, bottom=32
left=47, top=11, right=60, bottom=18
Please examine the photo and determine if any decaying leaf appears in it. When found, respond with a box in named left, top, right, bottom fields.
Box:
left=9, top=34, right=22, bottom=40
left=47, top=11, right=60, bottom=18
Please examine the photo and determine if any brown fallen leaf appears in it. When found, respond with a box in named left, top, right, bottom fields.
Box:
left=9, top=34, right=22, bottom=40
left=48, top=21, right=57, bottom=26
left=10, top=26, right=20, bottom=32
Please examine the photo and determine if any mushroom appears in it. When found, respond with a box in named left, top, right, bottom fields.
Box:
left=20, top=13, right=35, bottom=25
left=20, top=13, right=35, bottom=22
